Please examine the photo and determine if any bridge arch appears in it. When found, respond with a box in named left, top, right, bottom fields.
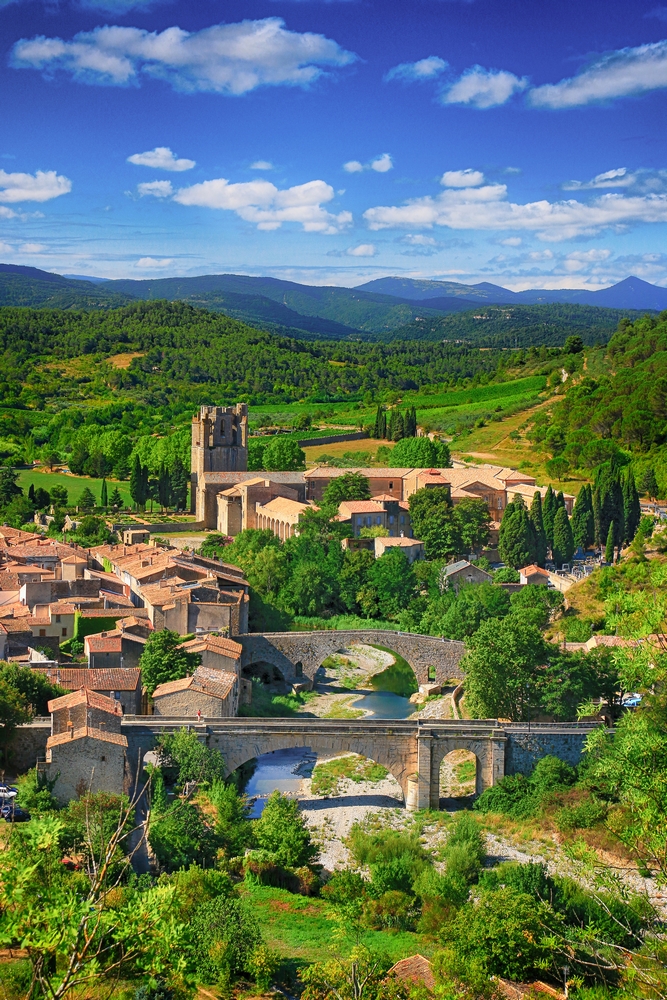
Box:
left=239, top=630, right=466, bottom=689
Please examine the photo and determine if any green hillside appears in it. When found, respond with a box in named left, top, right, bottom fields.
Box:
left=0, top=268, right=132, bottom=310
left=391, top=303, right=646, bottom=346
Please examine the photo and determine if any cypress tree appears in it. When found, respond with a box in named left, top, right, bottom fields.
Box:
left=529, top=491, right=548, bottom=567
left=604, top=521, right=616, bottom=564
left=593, top=485, right=602, bottom=547
left=109, top=486, right=123, bottom=509
left=556, top=490, right=566, bottom=511
left=28, top=483, right=35, bottom=503
left=552, top=507, right=575, bottom=566
left=622, top=469, right=641, bottom=544
left=130, top=454, right=146, bottom=510
left=640, top=466, right=659, bottom=500
left=571, top=485, right=593, bottom=551
left=595, top=462, right=624, bottom=550
left=388, top=409, right=405, bottom=442
left=373, top=405, right=386, bottom=440
left=100, top=478, right=108, bottom=508
left=170, top=457, right=189, bottom=511
left=543, top=485, right=557, bottom=549
left=498, top=496, right=537, bottom=569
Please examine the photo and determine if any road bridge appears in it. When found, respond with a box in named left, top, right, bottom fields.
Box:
left=121, top=716, right=599, bottom=810
left=237, top=630, right=466, bottom=688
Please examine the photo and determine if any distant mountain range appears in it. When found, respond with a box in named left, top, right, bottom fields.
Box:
left=0, top=263, right=660, bottom=344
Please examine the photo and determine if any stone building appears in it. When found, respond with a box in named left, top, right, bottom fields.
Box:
left=440, top=559, right=493, bottom=592
left=180, top=633, right=243, bottom=673
left=373, top=536, right=424, bottom=563
left=337, top=496, right=413, bottom=538
left=44, top=688, right=128, bottom=804
left=152, top=665, right=239, bottom=717
left=35, top=666, right=142, bottom=715
left=191, top=404, right=249, bottom=523
left=216, top=477, right=301, bottom=536
left=255, top=496, right=317, bottom=540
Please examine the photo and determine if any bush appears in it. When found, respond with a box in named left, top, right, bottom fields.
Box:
left=149, top=800, right=218, bottom=871
left=346, top=818, right=426, bottom=867
left=15, top=768, right=58, bottom=814
left=369, top=855, right=415, bottom=896
left=475, top=756, right=577, bottom=819
left=493, top=567, right=520, bottom=583
left=556, top=798, right=608, bottom=832
left=364, top=889, right=418, bottom=931
left=190, top=896, right=261, bottom=984
left=253, top=791, right=317, bottom=869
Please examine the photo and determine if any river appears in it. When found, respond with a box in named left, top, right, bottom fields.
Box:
left=241, top=687, right=414, bottom=816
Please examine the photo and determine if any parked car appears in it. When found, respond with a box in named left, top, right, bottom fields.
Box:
left=1, top=803, right=31, bottom=822
left=622, top=693, right=643, bottom=709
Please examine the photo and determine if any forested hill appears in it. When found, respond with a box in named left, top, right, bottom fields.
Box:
left=0, top=264, right=646, bottom=346
left=0, top=300, right=515, bottom=409
left=527, top=311, right=667, bottom=484
left=391, top=303, right=646, bottom=347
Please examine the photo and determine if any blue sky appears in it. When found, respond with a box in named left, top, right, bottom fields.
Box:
left=3, top=0, right=667, bottom=288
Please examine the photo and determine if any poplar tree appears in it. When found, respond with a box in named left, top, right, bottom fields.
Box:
left=594, top=461, right=624, bottom=551
left=529, top=491, right=547, bottom=567
left=552, top=507, right=574, bottom=566
left=542, top=485, right=557, bottom=549
left=100, top=478, right=108, bottom=508
left=373, top=405, right=386, bottom=440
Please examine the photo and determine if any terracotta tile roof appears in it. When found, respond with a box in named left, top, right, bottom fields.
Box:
left=304, top=466, right=414, bottom=479
left=497, top=980, right=563, bottom=1000
left=181, top=634, right=242, bottom=658
left=377, top=537, right=423, bottom=547
left=99, top=592, right=135, bottom=607
left=0, top=617, right=33, bottom=633
left=256, top=496, right=313, bottom=516
left=0, top=574, right=21, bottom=590
left=0, top=527, right=36, bottom=543
left=49, top=602, right=77, bottom=614
left=85, top=634, right=122, bottom=653
left=118, top=615, right=153, bottom=630
left=388, top=956, right=435, bottom=993
left=37, top=667, right=141, bottom=691
left=153, top=665, right=236, bottom=701
left=79, top=607, right=148, bottom=619
left=98, top=628, right=147, bottom=645
left=338, top=500, right=385, bottom=514
left=61, top=555, right=88, bottom=564
left=48, top=686, right=123, bottom=714
left=47, top=726, right=128, bottom=749
left=520, top=564, right=549, bottom=577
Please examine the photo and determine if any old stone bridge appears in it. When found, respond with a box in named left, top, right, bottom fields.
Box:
left=237, top=630, right=466, bottom=688
left=118, top=717, right=599, bottom=810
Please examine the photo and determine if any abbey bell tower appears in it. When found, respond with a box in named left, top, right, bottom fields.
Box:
left=191, top=404, right=248, bottom=517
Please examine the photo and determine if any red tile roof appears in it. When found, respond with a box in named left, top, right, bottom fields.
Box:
left=48, top=686, right=123, bottom=714
left=47, top=726, right=128, bottom=749
left=37, top=667, right=141, bottom=691
left=153, top=666, right=236, bottom=701
left=85, top=635, right=122, bottom=653
left=388, top=956, right=435, bottom=993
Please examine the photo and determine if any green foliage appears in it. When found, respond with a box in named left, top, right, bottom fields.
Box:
left=498, top=495, right=536, bottom=569
left=0, top=677, right=32, bottom=760
left=463, top=614, right=548, bottom=720
left=0, top=661, right=64, bottom=715
left=475, top=754, right=577, bottom=818
left=408, top=486, right=460, bottom=560
left=190, top=895, right=261, bottom=984
left=156, top=726, right=226, bottom=787
left=346, top=816, right=426, bottom=868
left=15, top=767, right=59, bottom=814
left=253, top=791, right=317, bottom=869
left=140, top=629, right=201, bottom=696
left=493, top=566, right=519, bottom=583
left=359, top=547, right=418, bottom=620
left=322, top=472, right=371, bottom=507
left=552, top=506, right=575, bottom=565
left=263, top=437, right=306, bottom=471
left=388, top=436, right=451, bottom=468
left=206, top=780, right=253, bottom=856
left=149, top=799, right=219, bottom=871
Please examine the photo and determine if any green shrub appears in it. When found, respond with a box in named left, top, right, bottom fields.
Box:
left=149, top=800, right=218, bottom=871
left=0, top=960, right=32, bottom=1000
left=346, top=818, right=426, bottom=867
left=190, top=896, right=261, bottom=984
left=556, top=798, right=608, bottom=832
left=364, top=889, right=418, bottom=932
left=253, top=791, right=317, bottom=869
left=369, top=855, right=415, bottom=896
left=15, top=768, right=58, bottom=814
left=475, top=756, right=577, bottom=819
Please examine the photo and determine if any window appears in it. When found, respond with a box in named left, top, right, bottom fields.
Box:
left=389, top=482, right=393, bottom=490
left=376, top=516, right=381, bottom=525
left=55, top=614, right=61, bottom=623
left=39, top=629, right=46, bottom=637
left=400, top=515, right=405, bottom=524
left=100, top=755, right=106, bottom=762
left=62, top=627, right=67, bottom=637
left=389, top=515, right=394, bottom=524
left=428, top=665, right=437, bottom=682
left=497, top=497, right=502, bottom=509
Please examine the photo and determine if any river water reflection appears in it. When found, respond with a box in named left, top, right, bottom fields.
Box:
left=241, top=688, right=413, bottom=816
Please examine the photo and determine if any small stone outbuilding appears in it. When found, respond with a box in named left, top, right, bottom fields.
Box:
left=440, top=559, right=492, bottom=592
left=152, top=665, right=239, bottom=717
left=180, top=633, right=243, bottom=674
left=44, top=688, right=128, bottom=805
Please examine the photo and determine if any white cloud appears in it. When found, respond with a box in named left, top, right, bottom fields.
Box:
left=128, top=146, right=195, bottom=171
left=563, top=167, right=635, bottom=191
left=441, top=168, right=484, bottom=188
left=136, top=256, right=175, bottom=268
left=403, top=234, right=438, bottom=246
left=500, top=236, right=522, bottom=246
left=344, top=154, right=393, bottom=174
left=250, top=160, right=274, bottom=170
left=11, top=17, right=357, bottom=95
left=173, top=176, right=351, bottom=232
left=346, top=243, right=377, bottom=256
left=0, top=207, right=18, bottom=219
left=20, top=242, right=47, bottom=253
left=562, top=248, right=612, bottom=272
left=504, top=166, right=521, bottom=174
left=440, top=66, right=528, bottom=108
left=385, top=56, right=447, bottom=83
left=0, top=169, right=71, bottom=203
left=529, top=40, right=667, bottom=109
left=138, top=180, right=173, bottom=198
left=370, top=153, right=393, bottom=173
left=363, top=182, right=667, bottom=240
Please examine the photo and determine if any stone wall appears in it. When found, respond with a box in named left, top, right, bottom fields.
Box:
left=239, top=630, right=466, bottom=687
left=8, top=720, right=50, bottom=775
left=46, top=739, right=127, bottom=806
left=505, top=728, right=592, bottom=775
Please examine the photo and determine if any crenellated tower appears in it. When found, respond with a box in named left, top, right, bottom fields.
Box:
left=191, top=404, right=248, bottom=518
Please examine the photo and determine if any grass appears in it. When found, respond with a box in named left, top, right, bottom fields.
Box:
left=16, top=468, right=135, bottom=507
left=369, top=646, right=419, bottom=698
left=321, top=698, right=365, bottom=720
left=242, top=884, right=429, bottom=963
left=238, top=681, right=316, bottom=718
left=311, top=754, right=389, bottom=796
